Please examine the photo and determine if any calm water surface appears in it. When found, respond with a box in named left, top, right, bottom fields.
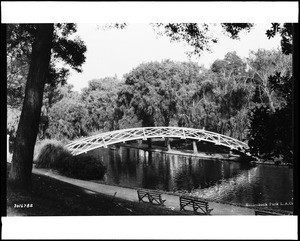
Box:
left=86, top=146, right=293, bottom=211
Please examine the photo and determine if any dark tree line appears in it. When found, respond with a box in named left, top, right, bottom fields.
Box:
left=19, top=48, right=291, bottom=155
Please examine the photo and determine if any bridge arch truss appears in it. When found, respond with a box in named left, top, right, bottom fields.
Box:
left=66, top=127, right=249, bottom=156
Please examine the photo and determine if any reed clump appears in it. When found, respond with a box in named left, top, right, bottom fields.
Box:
left=34, top=139, right=71, bottom=168
left=34, top=139, right=106, bottom=180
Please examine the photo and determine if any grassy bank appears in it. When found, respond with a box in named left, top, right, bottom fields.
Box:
left=6, top=170, right=184, bottom=216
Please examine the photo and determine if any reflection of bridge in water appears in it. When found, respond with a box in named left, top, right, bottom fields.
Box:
left=66, top=126, right=249, bottom=156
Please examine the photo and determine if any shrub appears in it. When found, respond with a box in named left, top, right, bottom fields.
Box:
left=62, top=155, right=107, bottom=180
left=34, top=139, right=71, bottom=167
left=34, top=140, right=106, bottom=180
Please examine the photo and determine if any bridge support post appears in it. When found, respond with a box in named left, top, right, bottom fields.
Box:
left=165, top=137, right=171, bottom=151
left=193, top=140, right=198, bottom=154
left=147, top=139, right=152, bottom=150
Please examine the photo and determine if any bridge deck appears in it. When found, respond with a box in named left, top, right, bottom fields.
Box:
left=66, top=127, right=249, bottom=156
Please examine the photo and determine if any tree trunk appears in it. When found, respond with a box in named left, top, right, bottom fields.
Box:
left=264, top=87, right=275, bottom=112
left=9, top=24, right=54, bottom=189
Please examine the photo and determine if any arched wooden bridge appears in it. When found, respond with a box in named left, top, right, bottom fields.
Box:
left=66, top=126, right=249, bottom=156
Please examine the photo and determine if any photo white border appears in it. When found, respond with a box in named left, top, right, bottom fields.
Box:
left=2, top=216, right=298, bottom=240
left=2, top=1, right=298, bottom=240
left=1, top=1, right=299, bottom=23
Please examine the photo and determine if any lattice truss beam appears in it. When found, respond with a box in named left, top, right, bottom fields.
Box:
left=66, top=127, right=249, bottom=156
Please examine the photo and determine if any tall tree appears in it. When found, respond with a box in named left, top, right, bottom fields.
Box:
left=9, top=24, right=54, bottom=189
left=80, top=77, right=122, bottom=133
left=116, top=60, right=203, bottom=127
left=7, top=24, right=86, bottom=140
left=247, top=48, right=292, bottom=111
left=46, top=91, right=88, bottom=140
left=8, top=24, right=87, bottom=189
left=201, top=52, right=251, bottom=139
left=247, top=23, right=294, bottom=163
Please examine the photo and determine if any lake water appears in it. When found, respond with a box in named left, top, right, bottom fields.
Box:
left=86, top=146, right=293, bottom=212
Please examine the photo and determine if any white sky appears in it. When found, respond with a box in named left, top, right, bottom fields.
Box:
left=68, top=23, right=282, bottom=91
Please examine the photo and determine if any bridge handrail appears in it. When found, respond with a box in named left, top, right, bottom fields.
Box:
left=67, top=127, right=247, bottom=145
left=66, top=126, right=249, bottom=155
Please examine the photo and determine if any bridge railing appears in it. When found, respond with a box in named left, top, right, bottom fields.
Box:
left=66, top=127, right=249, bottom=156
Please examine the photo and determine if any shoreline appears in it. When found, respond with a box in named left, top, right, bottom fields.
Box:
left=6, top=162, right=293, bottom=215
left=90, top=176, right=293, bottom=215
left=112, top=143, right=293, bottom=167
left=7, top=160, right=293, bottom=215
left=32, top=167, right=292, bottom=215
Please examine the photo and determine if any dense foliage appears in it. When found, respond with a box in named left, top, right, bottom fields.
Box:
left=81, top=77, right=122, bottom=133
left=7, top=23, right=87, bottom=143
left=115, top=60, right=204, bottom=127
left=38, top=48, right=291, bottom=154
left=246, top=23, right=293, bottom=163
left=46, top=93, right=88, bottom=140
left=34, top=140, right=106, bottom=180
left=248, top=72, right=293, bottom=163
left=7, top=24, right=87, bottom=188
left=152, top=23, right=254, bottom=57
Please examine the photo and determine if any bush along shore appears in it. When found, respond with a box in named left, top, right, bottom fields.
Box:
left=34, top=139, right=106, bottom=180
